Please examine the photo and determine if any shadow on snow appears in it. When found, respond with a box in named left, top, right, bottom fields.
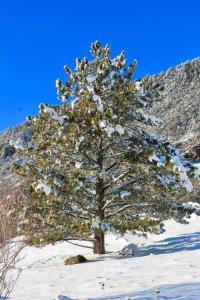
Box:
left=123, top=231, right=200, bottom=258
left=89, top=282, right=200, bottom=300
left=58, top=282, right=200, bottom=300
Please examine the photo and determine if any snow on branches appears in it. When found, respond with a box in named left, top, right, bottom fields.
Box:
left=13, top=41, right=199, bottom=254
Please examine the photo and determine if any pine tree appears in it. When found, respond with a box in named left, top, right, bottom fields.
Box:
left=14, top=41, right=195, bottom=254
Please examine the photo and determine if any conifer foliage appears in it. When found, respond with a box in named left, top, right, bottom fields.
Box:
left=14, top=41, right=193, bottom=254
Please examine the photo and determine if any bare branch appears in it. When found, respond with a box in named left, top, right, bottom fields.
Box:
left=0, top=201, right=23, bottom=298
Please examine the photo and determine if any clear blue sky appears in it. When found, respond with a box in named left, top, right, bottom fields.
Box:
left=0, top=0, right=200, bottom=130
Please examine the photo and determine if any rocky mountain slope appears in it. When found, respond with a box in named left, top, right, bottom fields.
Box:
left=0, top=122, right=31, bottom=192
left=0, top=57, right=200, bottom=193
left=146, top=57, right=200, bottom=151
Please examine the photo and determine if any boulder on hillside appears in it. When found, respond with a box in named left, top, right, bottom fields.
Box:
left=3, top=145, right=16, bottom=158
left=64, top=255, right=87, bottom=265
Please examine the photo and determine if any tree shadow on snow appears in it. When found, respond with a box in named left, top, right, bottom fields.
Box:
left=122, top=231, right=200, bottom=258
left=85, top=282, right=200, bottom=300
left=74, top=232, right=200, bottom=264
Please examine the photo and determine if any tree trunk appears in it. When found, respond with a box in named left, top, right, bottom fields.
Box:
left=93, top=230, right=105, bottom=254
left=93, top=140, right=105, bottom=254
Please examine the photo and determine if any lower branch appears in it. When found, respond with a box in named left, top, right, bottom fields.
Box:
left=64, top=240, right=93, bottom=249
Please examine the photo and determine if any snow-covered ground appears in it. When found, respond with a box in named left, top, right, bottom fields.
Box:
left=10, top=214, right=200, bottom=300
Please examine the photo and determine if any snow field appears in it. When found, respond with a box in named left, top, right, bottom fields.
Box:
left=10, top=214, right=200, bottom=300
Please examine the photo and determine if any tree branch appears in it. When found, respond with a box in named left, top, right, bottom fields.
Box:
left=106, top=201, right=133, bottom=208
left=68, top=198, right=87, bottom=210
left=103, top=169, right=130, bottom=192
left=64, top=240, right=93, bottom=249
left=104, top=161, right=118, bottom=172
left=78, top=185, right=96, bottom=197
left=102, top=196, right=116, bottom=210
left=103, top=152, right=124, bottom=159
left=105, top=204, right=132, bottom=219
left=67, top=212, right=89, bottom=220
left=82, top=151, right=97, bottom=165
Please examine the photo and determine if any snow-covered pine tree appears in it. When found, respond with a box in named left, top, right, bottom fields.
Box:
left=14, top=41, right=194, bottom=254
